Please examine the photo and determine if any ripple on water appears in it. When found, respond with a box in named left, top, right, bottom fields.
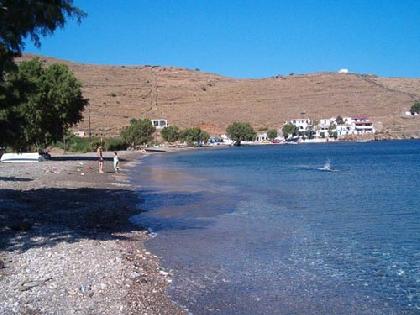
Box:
left=131, top=141, right=420, bottom=314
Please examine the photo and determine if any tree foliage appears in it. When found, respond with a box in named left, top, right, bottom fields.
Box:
left=0, top=0, right=86, bottom=149
left=1, top=58, right=87, bottom=149
left=282, top=123, right=298, bottom=140
left=179, top=127, right=209, bottom=146
left=120, top=118, right=156, bottom=146
left=226, top=122, right=256, bottom=146
left=305, top=126, right=315, bottom=139
left=328, top=123, right=337, bottom=138
left=161, top=125, right=180, bottom=142
left=410, top=101, right=420, bottom=114
left=336, top=115, right=344, bottom=125
left=0, top=0, right=86, bottom=77
left=267, top=129, right=278, bottom=140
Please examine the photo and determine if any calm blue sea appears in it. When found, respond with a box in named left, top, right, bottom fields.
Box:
left=131, top=141, right=420, bottom=314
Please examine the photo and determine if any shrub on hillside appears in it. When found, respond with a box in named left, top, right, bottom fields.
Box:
left=410, top=101, right=420, bottom=114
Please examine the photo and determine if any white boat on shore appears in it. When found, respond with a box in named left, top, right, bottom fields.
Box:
left=0, top=152, right=45, bottom=163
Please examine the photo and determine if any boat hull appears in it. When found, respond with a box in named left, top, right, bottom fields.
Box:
left=0, top=153, right=45, bottom=163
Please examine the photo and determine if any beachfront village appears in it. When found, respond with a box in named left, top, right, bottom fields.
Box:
left=143, top=115, right=376, bottom=147
left=70, top=115, right=376, bottom=151
left=248, top=115, right=375, bottom=144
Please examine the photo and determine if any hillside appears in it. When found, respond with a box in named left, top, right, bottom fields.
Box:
left=18, top=54, right=420, bottom=138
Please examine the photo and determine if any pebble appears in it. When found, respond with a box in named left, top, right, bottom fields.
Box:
left=0, top=155, right=185, bottom=315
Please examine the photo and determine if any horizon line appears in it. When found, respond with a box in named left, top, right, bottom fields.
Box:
left=20, top=52, right=420, bottom=81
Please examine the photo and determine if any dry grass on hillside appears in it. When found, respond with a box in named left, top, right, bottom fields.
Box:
left=18, top=54, right=420, bottom=138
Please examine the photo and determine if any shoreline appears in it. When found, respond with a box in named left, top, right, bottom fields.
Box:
left=155, top=137, right=420, bottom=152
left=0, top=151, right=185, bottom=314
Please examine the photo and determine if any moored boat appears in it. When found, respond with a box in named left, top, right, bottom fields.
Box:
left=0, top=152, right=45, bottom=163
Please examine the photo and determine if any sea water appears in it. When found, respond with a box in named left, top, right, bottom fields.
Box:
left=131, top=141, right=420, bottom=314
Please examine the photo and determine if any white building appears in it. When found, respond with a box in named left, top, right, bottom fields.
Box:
left=338, top=68, right=349, bottom=74
left=73, top=130, right=86, bottom=137
left=352, top=116, right=374, bottom=134
left=286, top=119, right=314, bottom=139
left=336, top=124, right=352, bottom=136
left=289, top=119, right=313, bottom=133
left=335, top=116, right=354, bottom=137
left=315, top=117, right=335, bottom=138
left=256, top=131, right=268, bottom=142
left=284, top=115, right=375, bottom=141
left=151, top=119, right=168, bottom=129
left=290, top=119, right=312, bottom=131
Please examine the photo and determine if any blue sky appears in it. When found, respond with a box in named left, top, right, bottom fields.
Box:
left=24, top=0, right=420, bottom=78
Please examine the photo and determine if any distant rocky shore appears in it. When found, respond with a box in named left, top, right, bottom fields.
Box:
left=0, top=152, right=184, bottom=314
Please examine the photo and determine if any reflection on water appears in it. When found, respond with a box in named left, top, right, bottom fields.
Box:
left=131, top=141, right=420, bottom=314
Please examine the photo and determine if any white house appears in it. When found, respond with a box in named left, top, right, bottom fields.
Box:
left=73, top=130, right=86, bottom=137
left=335, top=116, right=354, bottom=137
left=286, top=119, right=315, bottom=140
left=351, top=116, right=374, bottom=134
left=316, top=117, right=335, bottom=138
left=256, top=131, right=268, bottom=142
left=282, top=115, right=376, bottom=141
left=151, top=119, right=168, bottom=129
left=336, top=124, right=353, bottom=136
left=289, top=119, right=313, bottom=132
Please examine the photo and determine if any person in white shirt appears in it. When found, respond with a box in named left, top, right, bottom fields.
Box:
left=113, top=152, right=120, bottom=173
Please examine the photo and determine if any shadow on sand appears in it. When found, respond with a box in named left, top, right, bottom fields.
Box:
left=0, top=177, right=33, bottom=182
left=0, top=184, right=220, bottom=253
left=50, top=156, right=128, bottom=162
left=0, top=187, right=143, bottom=253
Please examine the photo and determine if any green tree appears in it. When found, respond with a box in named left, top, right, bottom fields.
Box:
left=0, top=70, right=32, bottom=148
left=267, top=129, right=278, bottom=140
left=0, top=0, right=86, bottom=78
left=226, top=122, right=256, bottom=146
left=328, top=123, right=337, bottom=138
left=306, top=126, right=315, bottom=139
left=1, top=58, right=87, bottom=149
left=0, top=0, right=86, bottom=148
left=282, top=123, right=298, bottom=140
left=161, top=125, right=180, bottom=142
left=179, top=127, right=209, bottom=146
left=410, top=101, right=420, bottom=114
left=336, top=115, right=344, bottom=125
left=24, top=59, right=87, bottom=147
left=120, top=118, right=156, bottom=146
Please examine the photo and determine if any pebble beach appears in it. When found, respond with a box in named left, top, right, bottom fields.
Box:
left=0, top=152, right=185, bottom=314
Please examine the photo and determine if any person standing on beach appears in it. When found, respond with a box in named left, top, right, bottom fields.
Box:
left=113, top=152, right=120, bottom=173
left=97, top=146, right=104, bottom=173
